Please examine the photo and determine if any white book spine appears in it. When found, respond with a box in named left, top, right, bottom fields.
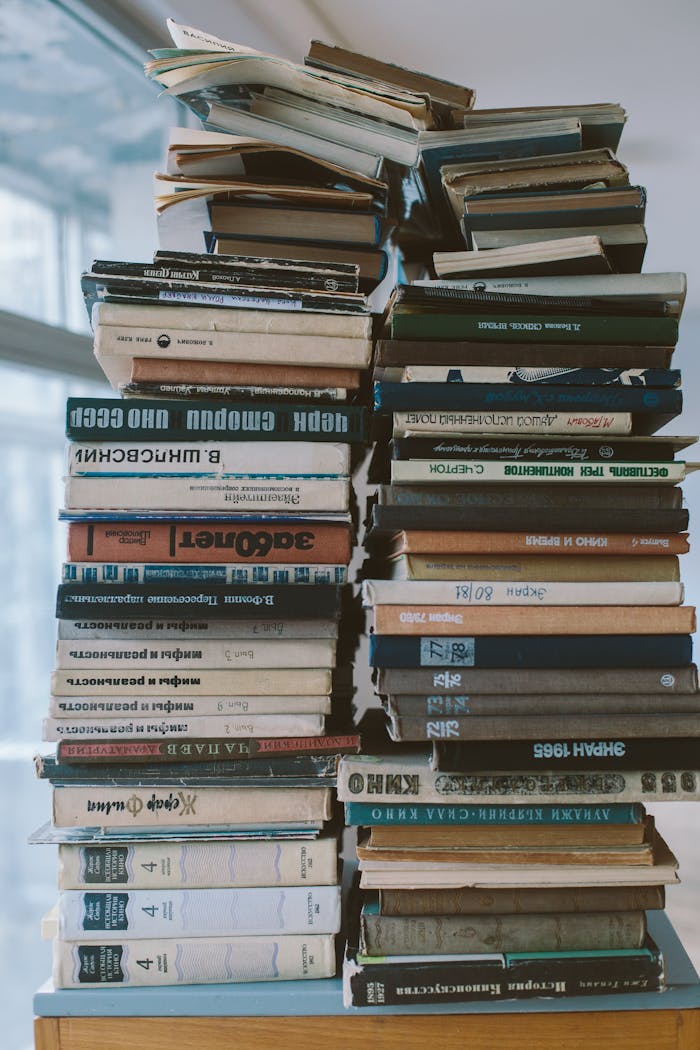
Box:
left=64, top=476, right=349, bottom=512
left=412, top=272, right=686, bottom=303
left=62, top=563, right=348, bottom=586
left=43, top=712, right=325, bottom=742
left=52, top=933, right=336, bottom=986
left=49, top=695, right=331, bottom=718
left=93, top=302, right=372, bottom=337
left=393, top=410, right=632, bottom=436
left=57, top=836, right=339, bottom=890
left=391, top=460, right=685, bottom=484
left=56, top=885, right=341, bottom=939
left=362, top=580, right=684, bottom=607
left=52, top=784, right=333, bottom=828
left=50, top=668, right=333, bottom=697
left=57, top=619, right=338, bottom=641
left=68, top=441, right=350, bottom=477
left=55, top=638, right=336, bottom=670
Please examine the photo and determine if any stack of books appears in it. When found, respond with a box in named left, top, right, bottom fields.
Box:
left=339, top=255, right=698, bottom=998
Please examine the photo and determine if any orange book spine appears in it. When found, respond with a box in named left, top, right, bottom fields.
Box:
left=398, top=530, right=690, bottom=556
left=372, top=604, right=696, bottom=636
left=67, top=522, right=352, bottom=564
left=130, top=357, right=360, bottom=389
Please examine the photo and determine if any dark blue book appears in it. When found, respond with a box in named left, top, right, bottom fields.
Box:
left=434, top=737, right=700, bottom=773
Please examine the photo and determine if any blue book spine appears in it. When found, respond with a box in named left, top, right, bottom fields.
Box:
left=369, top=634, right=693, bottom=669
left=344, top=801, right=644, bottom=826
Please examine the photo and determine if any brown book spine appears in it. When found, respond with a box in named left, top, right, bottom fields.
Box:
left=398, top=530, right=690, bottom=556
left=131, top=357, right=361, bottom=389
left=379, top=884, right=665, bottom=916
left=375, top=340, right=674, bottom=368
left=67, top=522, right=352, bottom=564
left=402, top=553, right=681, bottom=582
left=368, top=823, right=646, bottom=847
left=372, top=604, right=696, bottom=636
left=57, top=734, right=360, bottom=764
left=385, top=691, right=700, bottom=716
left=377, top=665, right=699, bottom=694
left=389, top=711, right=700, bottom=741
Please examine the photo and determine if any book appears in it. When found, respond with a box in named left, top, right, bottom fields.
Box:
left=55, top=734, right=360, bottom=765
left=343, top=802, right=646, bottom=827
left=54, top=638, right=337, bottom=669
left=369, top=633, right=693, bottom=669
left=459, top=105, right=626, bottom=150
left=394, top=366, right=681, bottom=389
left=52, top=784, right=334, bottom=828
left=208, top=236, right=389, bottom=287
left=128, top=358, right=362, bottom=390
left=63, top=563, right=349, bottom=586
left=92, top=299, right=373, bottom=335
left=468, top=224, right=647, bottom=274
left=431, top=235, right=615, bottom=276
left=434, top=736, right=700, bottom=770
left=393, top=409, right=637, bottom=433
left=56, top=835, right=340, bottom=889
left=36, top=753, right=343, bottom=784
left=376, top=665, right=698, bottom=695
left=42, top=713, right=326, bottom=742
left=376, top=482, right=684, bottom=510
left=460, top=186, right=645, bottom=238
left=366, top=823, right=648, bottom=847
left=389, top=529, right=689, bottom=555
left=49, top=695, right=333, bottom=718
left=388, top=711, right=700, bottom=742
left=385, top=692, right=700, bottom=716
left=54, top=884, right=341, bottom=939
left=387, top=555, right=681, bottom=583
left=120, top=382, right=349, bottom=403
left=55, top=618, right=341, bottom=640
left=369, top=505, right=689, bottom=536
left=50, top=668, right=335, bottom=696
left=371, top=605, right=696, bottom=636
left=389, top=461, right=690, bottom=485
left=337, top=751, right=700, bottom=805
left=208, top=201, right=385, bottom=245
left=377, top=884, right=664, bottom=916
left=362, top=580, right=685, bottom=607
left=53, top=933, right=336, bottom=986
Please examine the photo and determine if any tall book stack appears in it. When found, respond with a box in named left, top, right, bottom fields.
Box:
left=338, top=118, right=700, bottom=1004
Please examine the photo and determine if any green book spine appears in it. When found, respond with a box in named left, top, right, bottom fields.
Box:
left=390, top=312, right=678, bottom=346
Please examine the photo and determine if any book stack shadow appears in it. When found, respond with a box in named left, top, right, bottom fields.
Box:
left=339, top=254, right=699, bottom=1002
left=31, top=251, right=379, bottom=987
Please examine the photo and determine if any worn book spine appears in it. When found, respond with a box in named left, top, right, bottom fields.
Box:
left=37, top=753, right=340, bottom=782
left=377, top=482, right=683, bottom=510
left=378, top=884, right=664, bottom=916
left=399, top=365, right=680, bottom=387
left=369, top=633, right=693, bottom=669
left=390, top=712, right=700, bottom=741
left=385, top=692, right=700, bottom=716
left=370, top=505, right=689, bottom=535
left=364, top=581, right=684, bottom=607
left=359, top=910, right=646, bottom=956
left=67, top=441, right=350, bottom=477
left=120, top=382, right=348, bottom=402
left=63, top=476, right=350, bottom=513
left=356, top=839, right=653, bottom=866
left=49, top=695, right=332, bottom=718
left=391, top=436, right=684, bottom=463
left=388, top=311, right=678, bottom=346
left=374, top=381, right=682, bottom=415
left=63, top=562, right=348, bottom=585
left=56, top=618, right=340, bottom=641
left=337, top=754, right=700, bottom=804
left=395, top=554, right=681, bottom=583
left=50, top=668, right=334, bottom=697
left=57, top=836, right=339, bottom=889
left=55, top=582, right=342, bottom=621
left=55, top=733, right=360, bottom=764
left=53, top=933, right=336, bottom=986
left=343, top=802, right=645, bottom=827
left=390, top=460, right=686, bottom=485
left=376, top=665, right=698, bottom=695
left=131, top=357, right=361, bottom=389
left=54, top=638, right=336, bottom=670
left=372, top=605, right=695, bottom=636
left=434, top=736, right=700, bottom=769
left=42, top=712, right=325, bottom=742
left=393, top=409, right=634, bottom=435
left=93, top=301, right=373, bottom=337
left=395, top=530, right=689, bottom=555
left=65, top=397, right=367, bottom=442
left=377, top=340, right=673, bottom=369
left=56, top=885, right=341, bottom=939
left=367, top=822, right=646, bottom=847
left=93, top=258, right=359, bottom=293
left=52, top=784, right=333, bottom=828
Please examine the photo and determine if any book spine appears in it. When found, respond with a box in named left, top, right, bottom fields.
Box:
left=386, top=692, right=700, bottom=716
left=379, top=342, right=673, bottom=370
left=401, top=365, right=680, bottom=387
left=394, top=410, right=633, bottom=435
left=369, top=633, right=693, bottom=669
left=374, top=381, right=682, bottom=415
left=337, top=759, right=700, bottom=804
left=434, top=736, right=700, bottom=769
left=395, top=531, right=689, bottom=555
left=50, top=668, right=333, bottom=696
left=130, top=358, right=361, bottom=388
left=43, top=713, right=325, bottom=742
left=391, top=437, right=681, bottom=463
left=359, top=911, right=645, bottom=956
left=63, top=563, right=348, bottom=585
left=56, top=618, right=340, bottom=640
left=57, top=837, right=339, bottom=889
left=379, top=482, right=683, bottom=510
left=372, top=605, right=695, bottom=636
left=55, top=733, right=359, bottom=764
left=68, top=441, right=350, bottom=477
left=52, top=785, right=333, bottom=828
left=49, top=695, right=331, bottom=718
left=391, top=711, right=700, bottom=741
left=363, top=581, right=684, bottom=607
left=54, top=638, right=336, bottom=669
left=343, top=802, right=645, bottom=826
left=388, top=312, right=678, bottom=345
left=378, top=885, right=665, bottom=916
left=93, top=302, right=372, bottom=338
left=53, top=933, right=336, bottom=986
left=399, top=555, right=680, bottom=583
left=57, top=885, right=341, bottom=939
left=63, top=477, right=349, bottom=513
left=121, top=382, right=347, bottom=402
left=371, top=506, right=690, bottom=534
left=93, top=260, right=359, bottom=293
left=67, top=522, right=352, bottom=564
left=38, top=754, right=340, bottom=781
left=390, top=460, right=686, bottom=485
left=66, top=397, right=367, bottom=442
left=55, top=583, right=341, bottom=621
left=376, top=665, right=698, bottom=694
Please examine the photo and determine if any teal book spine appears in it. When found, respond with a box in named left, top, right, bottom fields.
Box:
left=344, top=801, right=644, bottom=826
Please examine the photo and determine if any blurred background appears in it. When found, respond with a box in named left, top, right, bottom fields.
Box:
left=0, top=1, right=699, bottom=1046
